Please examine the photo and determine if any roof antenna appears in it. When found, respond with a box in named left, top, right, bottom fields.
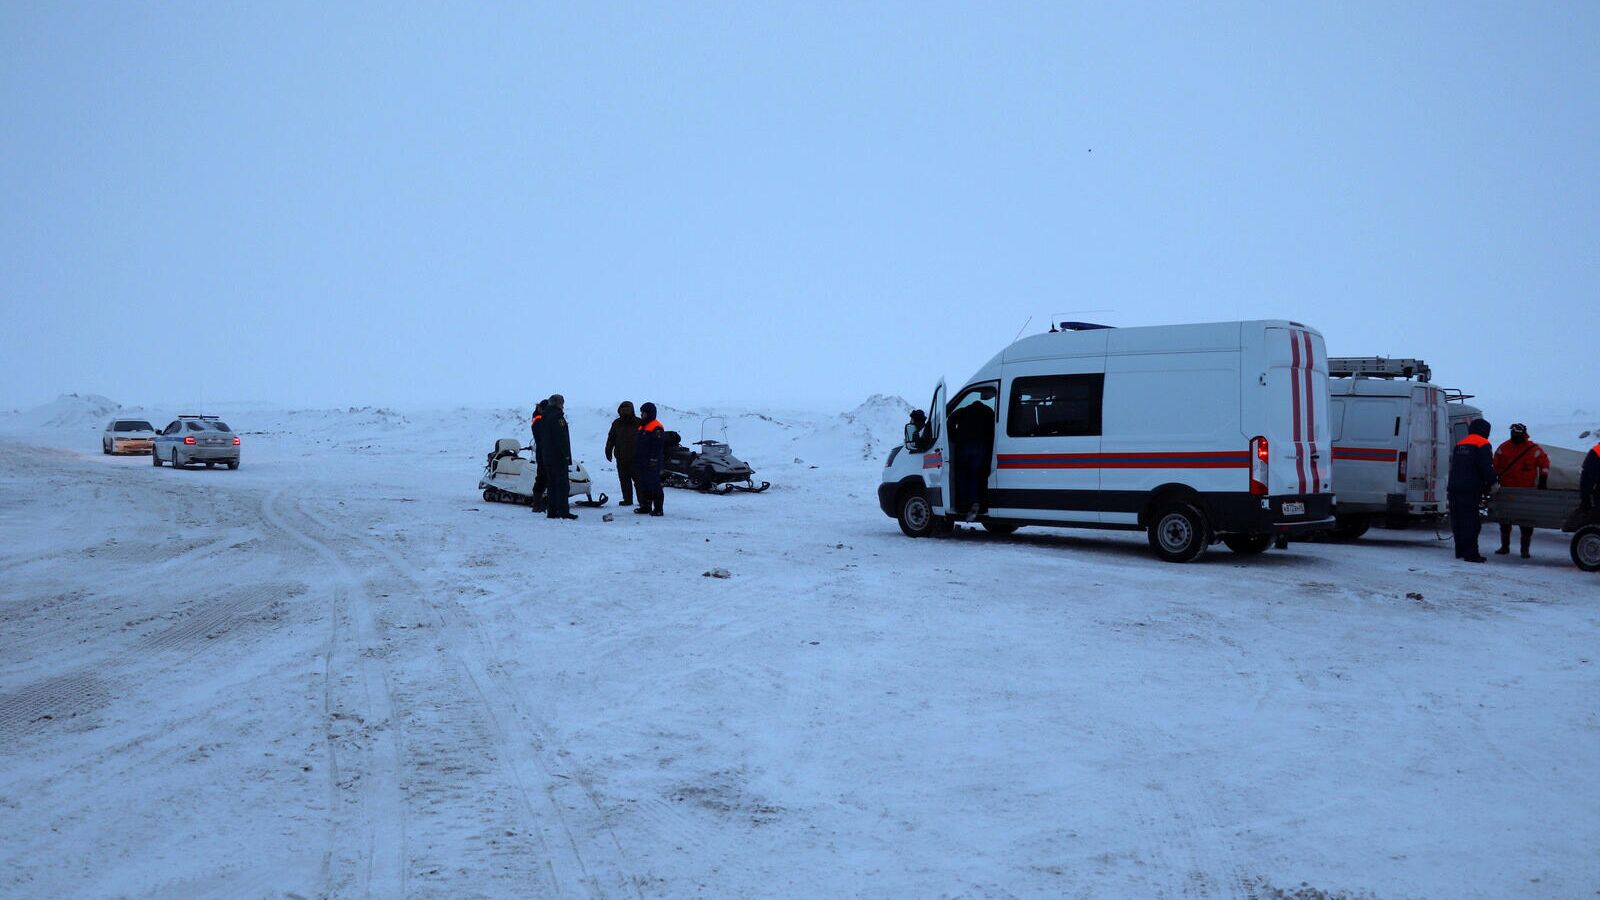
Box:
left=1013, top=316, right=1033, bottom=342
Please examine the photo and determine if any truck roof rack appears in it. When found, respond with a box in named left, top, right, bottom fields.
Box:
left=1327, top=357, right=1431, bottom=383
left=178, top=414, right=220, bottom=419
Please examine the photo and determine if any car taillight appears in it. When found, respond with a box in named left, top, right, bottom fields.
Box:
left=1249, top=436, right=1269, bottom=496
left=233, top=436, right=241, bottom=446
left=1397, top=451, right=1408, bottom=483
left=183, top=436, right=196, bottom=445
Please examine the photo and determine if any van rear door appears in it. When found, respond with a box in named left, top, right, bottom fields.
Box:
left=1407, top=385, right=1446, bottom=509
left=1263, top=326, right=1332, bottom=497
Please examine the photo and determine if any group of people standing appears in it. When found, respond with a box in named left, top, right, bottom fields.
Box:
left=526, top=396, right=670, bottom=519
left=1447, top=419, right=1600, bottom=562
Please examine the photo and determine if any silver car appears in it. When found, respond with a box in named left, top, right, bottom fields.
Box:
left=102, top=418, right=157, bottom=455
left=153, top=416, right=242, bottom=469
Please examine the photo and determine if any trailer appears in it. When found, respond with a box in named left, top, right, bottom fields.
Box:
left=1486, top=487, right=1600, bottom=572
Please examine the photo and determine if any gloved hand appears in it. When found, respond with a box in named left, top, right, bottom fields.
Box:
left=1537, top=473, right=1548, bottom=489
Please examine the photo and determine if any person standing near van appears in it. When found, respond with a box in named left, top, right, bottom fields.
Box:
left=904, top=409, right=930, bottom=451
left=541, top=394, right=577, bottom=520
left=605, top=401, right=640, bottom=507
left=948, top=400, right=996, bottom=521
left=1492, top=423, right=1551, bottom=557
left=634, top=402, right=666, bottom=516
left=1447, top=418, right=1497, bottom=562
left=529, top=399, right=549, bottom=512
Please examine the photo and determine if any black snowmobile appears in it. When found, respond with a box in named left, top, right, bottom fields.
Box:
left=662, top=417, right=771, bottom=494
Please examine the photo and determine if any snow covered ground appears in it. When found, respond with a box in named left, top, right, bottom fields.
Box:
left=1, top=396, right=1596, bottom=898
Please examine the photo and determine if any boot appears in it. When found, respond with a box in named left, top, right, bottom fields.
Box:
left=1521, top=533, right=1533, bottom=559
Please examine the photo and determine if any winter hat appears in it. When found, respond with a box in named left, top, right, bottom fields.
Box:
left=640, top=402, right=657, bottom=421
left=1469, top=418, right=1492, bottom=438
left=549, top=394, right=565, bottom=409
left=1510, top=422, right=1528, bottom=440
left=618, top=400, right=635, bottom=417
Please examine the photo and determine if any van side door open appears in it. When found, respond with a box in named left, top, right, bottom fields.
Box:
left=990, top=366, right=1105, bottom=524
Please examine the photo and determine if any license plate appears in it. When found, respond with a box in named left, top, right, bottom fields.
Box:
left=1282, top=501, right=1305, bottom=516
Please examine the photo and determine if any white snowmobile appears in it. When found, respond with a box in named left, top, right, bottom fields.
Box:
left=662, top=417, right=771, bottom=494
left=479, top=438, right=608, bottom=508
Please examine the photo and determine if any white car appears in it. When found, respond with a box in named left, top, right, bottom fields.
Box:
left=153, top=416, right=241, bottom=469
left=102, top=418, right=158, bottom=455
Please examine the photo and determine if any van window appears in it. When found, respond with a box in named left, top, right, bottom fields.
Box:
left=1007, top=374, right=1104, bottom=438
left=1345, top=400, right=1400, bottom=441
left=1328, top=399, right=1346, bottom=441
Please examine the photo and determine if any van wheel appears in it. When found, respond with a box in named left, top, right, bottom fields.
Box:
left=897, top=490, right=934, bottom=538
left=1148, top=503, right=1207, bottom=563
left=1331, top=515, right=1370, bottom=541
left=981, top=521, right=1018, bottom=536
left=1222, top=533, right=1273, bottom=555
left=1572, top=526, right=1600, bottom=572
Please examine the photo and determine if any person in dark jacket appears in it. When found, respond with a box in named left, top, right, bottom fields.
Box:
left=541, top=394, right=577, bottom=520
left=1446, top=418, right=1497, bottom=562
left=633, top=402, right=666, bottom=516
left=1581, top=442, right=1600, bottom=511
left=904, top=409, right=931, bottom=451
left=948, top=399, right=996, bottom=521
left=529, top=400, right=549, bottom=512
left=605, top=401, right=640, bottom=507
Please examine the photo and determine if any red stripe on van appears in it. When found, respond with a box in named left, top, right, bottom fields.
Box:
left=996, top=452, right=1249, bottom=470
left=922, top=452, right=943, bottom=469
left=1301, top=329, right=1323, bottom=492
left=1333, top=447, right=1398, bottom=461
left=1288, top=332, right=1308, bottom=493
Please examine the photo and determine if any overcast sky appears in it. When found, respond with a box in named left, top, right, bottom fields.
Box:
left=2, top=2, right=1595, bottom=422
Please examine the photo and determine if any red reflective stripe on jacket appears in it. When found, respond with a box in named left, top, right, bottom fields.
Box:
left=1457, top=434, right=1490, bottom=448
left=639, top=420, right=663, bottom=432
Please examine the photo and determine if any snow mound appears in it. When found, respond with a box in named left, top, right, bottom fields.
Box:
left=21, top=393, right=121, bottom=429
left=787, top=395, right=912, bottom=464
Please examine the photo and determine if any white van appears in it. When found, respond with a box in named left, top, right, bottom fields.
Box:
left=1325, top=358, right=1452, bottom=539
left=878, top=320, right=1336, bottom=562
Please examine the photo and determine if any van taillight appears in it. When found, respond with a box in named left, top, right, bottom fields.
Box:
left=1397, top=451, right=1408, bottom=483
left=183, top=436, right=196, bottom=445
left=1249, top=436, right=1269, bottom=496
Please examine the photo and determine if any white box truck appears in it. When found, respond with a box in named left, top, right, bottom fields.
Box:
left=878, top=320, right=1336, bottom=562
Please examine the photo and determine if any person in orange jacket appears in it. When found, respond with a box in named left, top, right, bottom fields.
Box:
left=1492, top=423, right=1551, bottom=557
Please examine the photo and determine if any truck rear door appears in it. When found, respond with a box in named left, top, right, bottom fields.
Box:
left=1263, top=326, right=1332, bottom=498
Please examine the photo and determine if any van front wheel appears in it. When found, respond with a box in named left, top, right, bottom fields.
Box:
left=1148, top=503, right=1208, bottom=563
left=897, top=491, right=934, bottom=538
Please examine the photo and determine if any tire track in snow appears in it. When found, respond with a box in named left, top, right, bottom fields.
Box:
left=298, top=499, right=641, bottom=899
left=259, top=485, right=406, bottom=899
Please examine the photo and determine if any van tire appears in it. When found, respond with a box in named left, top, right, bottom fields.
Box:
left=897, top=490, right=934, bottom=538
left=1222, top=533, right=1273, bottom=555
left=1331, top=515, right=1370, bottom=541
left=981, top=521, right=1018, bottom=536
left=1148, top=503, right=1207, bottom=563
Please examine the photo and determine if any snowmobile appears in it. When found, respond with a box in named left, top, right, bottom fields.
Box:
left=478, top=438, right=608, bottom=507
left=662, top=417, right=770, bottom=494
